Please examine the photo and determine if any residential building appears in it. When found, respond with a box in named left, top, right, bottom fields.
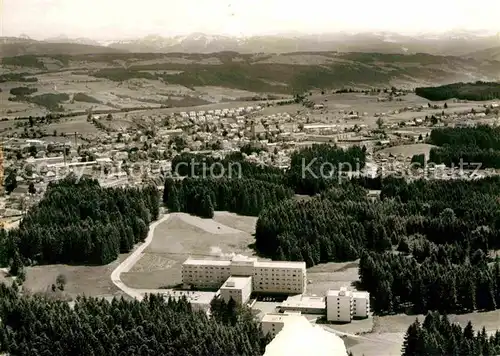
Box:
left=161, top=290, right=216, bottom=314
left=181, top=256, right=307, bottom=294
left=352, top=291, right=370, bottom=318
left=278, top=295, right=326, bottom=314
left=326, top=287, right=353, bottom=322
left=261, top=313, right=303, bottom=339
left=182, top=259, right=231, bottom=289
left=219, top=276, right=252, bottom=304
left=252, top=260, right=306, bottom=294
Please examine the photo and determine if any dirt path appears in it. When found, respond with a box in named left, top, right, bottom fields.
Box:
left=110, top=214, right=171, bottom=300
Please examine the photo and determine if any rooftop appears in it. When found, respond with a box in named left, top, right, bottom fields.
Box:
left=183, top=258, right=231, bottom=267
left=327, top=288, right=353, bottom=298
left=261, top=313, right=303, bottom=324
left=220, top=276, right=252, bottom=290
left=352, top=291, right=370, bottom=299
left=161, top=290, right=216, bottom=305
left=182, top=256, right=305, bottom=270
left=255, top=261, right=306, bottom=269
left=280, top=295, right=326, bottom=309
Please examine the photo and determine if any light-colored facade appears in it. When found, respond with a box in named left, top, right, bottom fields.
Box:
left=279, top=295, right=326, bottom=314
left=326, top=288, right=370, bottom=322
left=182, top=256, right=307, bottom=294
left=161, top=290, right=216, bottom=314
left=219, top=276, right=252, bottom=305
left=182, top=259, right=231, bottom=289
left=253, top=261, right=307, bottom=294
left=352, top=291, right=370, bottom=318
left=261, top=313, right=304, bottom=339
left=326, top=287, right=353, bottom=322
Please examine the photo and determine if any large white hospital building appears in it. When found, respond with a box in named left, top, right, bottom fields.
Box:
left=182, top=255, right=307, bottom=298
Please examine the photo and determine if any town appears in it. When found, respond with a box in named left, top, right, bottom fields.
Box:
left=2, top=14, right=500, bottom=354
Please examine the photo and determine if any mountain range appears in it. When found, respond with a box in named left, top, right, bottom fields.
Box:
left=1, top=32, right=500, bottom=59
left=103, top=31, right=500, bottom=57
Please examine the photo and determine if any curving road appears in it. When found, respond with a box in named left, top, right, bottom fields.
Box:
left=110, top=214, right=171, bottom=300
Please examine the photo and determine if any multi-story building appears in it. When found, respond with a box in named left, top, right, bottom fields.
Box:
left=219, top=276, right=252, bottom=304
left=352, top=291, right=370, bottom=318
left=326, top=287, right=370, bottom=322
left=326, top=287, right=353, bottom=322
left=181, top=256, right=307, bottom=294
left=261, top=312, right=303, bottom=339
left=252, top=261, right=306, bottom=294
left=182, top=259, right=231, bottom=289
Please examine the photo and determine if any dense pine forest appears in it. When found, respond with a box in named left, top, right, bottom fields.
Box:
left=0, top=176, right=160, bottom=272
left=0, top=284, right=269, bottom=356
left=164, top=144, right=366, bottom=217
left=402, top=312, right=500, bottom=356
left=163, top=177, right=293, bottom=218
left=415, top=81, right=500, bottom=101
left=256, top=176, right=500, bottom=314
left=429, top=125, right=500, bottom=168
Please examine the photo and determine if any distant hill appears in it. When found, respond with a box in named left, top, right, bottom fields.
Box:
left=2, top=51, right=499, bottom=94
left=0, top=37, right=125, bottom=57
left=44, top=35, right=102, bottom=47
left=3, top=32, right=500, bottom=57
left=466, top=46, right=500, bottom=61
left=415, top=81, right=500, bottom=101
left=105, top=32, right=500, bottom=56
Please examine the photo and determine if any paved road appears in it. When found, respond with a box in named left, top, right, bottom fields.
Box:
left=110, top=214, right=171, bottom=300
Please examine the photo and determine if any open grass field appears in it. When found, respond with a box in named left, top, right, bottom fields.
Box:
left=346, top=309, right=500, bottom=356
left=120, top=212, right=259, bottom=289
left=377, top=143, right=437, bottom=158
left=46, top=116, right=102, bottom=135
left=21, top=254, right=131, bottom=299
left=306, top=261, right=360, bottom=296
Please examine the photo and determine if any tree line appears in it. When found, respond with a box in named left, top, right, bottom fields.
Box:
left=0, top=284, right=269, bottom=356
left=359, top=251, right=500, bottom=314
left=429, top=125, right=500, bottom=168
left=0, top=177, right=160, bottom=271
left=255, top=176, right=500, bottom=315
left=415, top=81, right=500, bottom=101
left=171, top=144, right=366, bottom=196
left=163, top=177, right=293, bottom=218
left=402, top=312, right=500, bottom=356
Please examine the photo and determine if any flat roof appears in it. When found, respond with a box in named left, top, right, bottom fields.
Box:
left=232, top=255, right=258, bottom=262
left=220, top=276, right=252, bottom=290
left=183, top=257, right=305, bottom=270
left=183, top=258, right=231, bottom=267
left=327, top=289, right=353, bottom=297
left=280, top=296, right=326, bottom=309
left=352, top=291, right=370, bottom=299
left=161, top=290, right=216, bottom=304
left=261, top=313, right=304, bottom=324
left=254, top=261, right=306, bottom=269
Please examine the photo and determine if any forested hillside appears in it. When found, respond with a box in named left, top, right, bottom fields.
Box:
left=256, top=176, right=500, bottom=314
left=0, top=284, right=269, bottom=355
left=415, top=81, right=500, bottom=101
left=402, top=312, right=500, bottom=355
left=164, top=177, right=293, bottom=218
left=163, top=144, right=366, bottom=218
left=429, top=125, right=500, bottom=168
left=0, top=177, right=160, bottom=272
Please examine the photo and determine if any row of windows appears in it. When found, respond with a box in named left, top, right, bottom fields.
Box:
left=184, top=266, right=230, bottom=270
left=184, top=266, right=304, bottom=273
left=253, top=277, right=301, bottom=281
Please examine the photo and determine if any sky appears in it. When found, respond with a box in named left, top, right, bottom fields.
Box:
left=2, top=0, right=500, bottom=40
